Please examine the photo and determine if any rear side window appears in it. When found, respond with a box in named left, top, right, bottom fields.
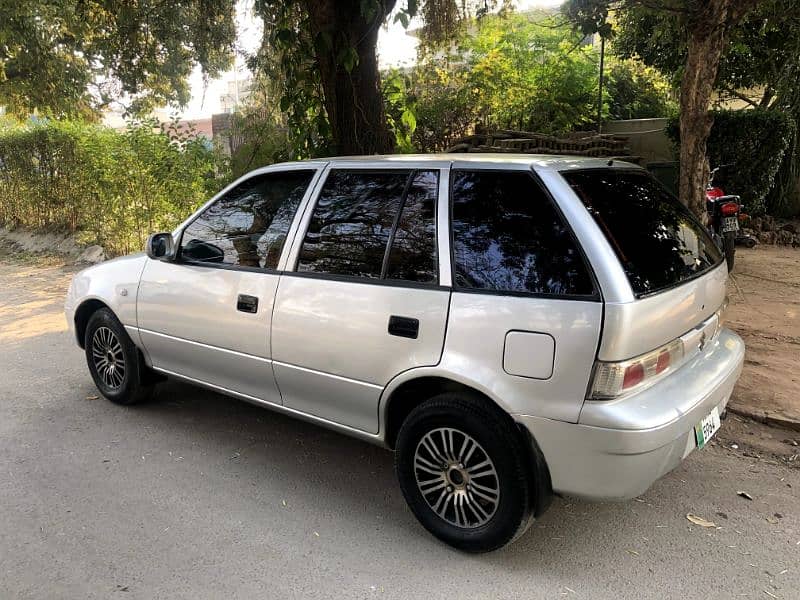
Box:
left=385, top=171, right=438, bottom=282
left=450, top=170, right=594, bottom=297
left=180, top=170, right=313, bottom=269
left=297, top=170, right=438, bottom=283
left=562, top=169, right=722, bottom=297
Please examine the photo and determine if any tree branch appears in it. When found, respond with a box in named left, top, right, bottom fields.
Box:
left=721, top=86, right=759, bottom=107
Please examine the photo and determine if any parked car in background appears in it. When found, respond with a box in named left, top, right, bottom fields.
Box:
left=65, top=154, right=744, bottom=552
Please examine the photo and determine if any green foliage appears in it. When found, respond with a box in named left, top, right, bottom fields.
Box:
left=406, top=11, right=672, bottom=150
left=403, top=0, right=512, bottom=47
left=612, top=0, right=800, bottom=98
left=561, top=0, right=615, bottom=39
left=0, top=119, right=226, bottom=255
left=407, top=61, right=476, bottom=152
left=460, top=13, right=600, bottom=133
left=249, top=1, right=339, bottom=158
left=608, top=0, right=800, bottom=216
left=228, top=112, right=294, bottom=179
left=666, top=109, right=795, bottom=214
left=0, top=0, right=236, bottom=118
left=606, top=60, right=676, bottom=120
left=382, top=69, right=417, bottom=153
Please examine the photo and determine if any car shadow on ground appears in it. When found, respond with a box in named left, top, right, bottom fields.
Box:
left=130, top=378, right=648, bottom=566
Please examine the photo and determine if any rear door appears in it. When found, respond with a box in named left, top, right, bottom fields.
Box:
left=136, top=167, right=319, bottom=401
left=439, top=167, right=603, bottom=424
left=271, top=165, right=450, bottom=433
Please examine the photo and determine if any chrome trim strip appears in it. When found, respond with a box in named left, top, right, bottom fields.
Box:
left=277, top=166, right=329, bottom=272
left=437, top=164, right=452, bottom=287
left=271, top=360, right=384, bottom=390
left=137, top=328, right=273, bottom=363
left=152, top=366, right=387, bottom=447
left=283, top=163, right=333, bottom=272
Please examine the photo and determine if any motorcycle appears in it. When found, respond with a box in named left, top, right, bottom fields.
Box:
left=705, top=165, right=756, bottom=272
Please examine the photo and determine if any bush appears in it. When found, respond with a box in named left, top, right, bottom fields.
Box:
left=666, top=109, right=795, bottom=214
left=408, top=63, right=477, bottom=152
left=0, top=119, right=226, bottom=255
left=606, top=60, right=676, bottom=121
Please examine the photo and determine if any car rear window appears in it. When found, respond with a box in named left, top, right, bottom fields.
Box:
left=562, top=169, right=722, bottom=297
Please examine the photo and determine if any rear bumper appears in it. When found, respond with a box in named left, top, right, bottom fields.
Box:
left=515, top=328, right=745, bottom=501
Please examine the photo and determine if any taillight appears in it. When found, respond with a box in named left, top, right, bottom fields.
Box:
left=589, top=339, right=684, bottom=399
left=721, top=202, right=739, bottom=216
left=621, top=363, right=644, bottom=389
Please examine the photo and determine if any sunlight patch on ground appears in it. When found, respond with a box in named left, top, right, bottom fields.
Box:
left=0, top=261, right=74, bottom=343
left=0, top=311, right=67, bottom=343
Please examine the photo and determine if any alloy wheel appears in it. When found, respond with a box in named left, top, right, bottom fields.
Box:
left=91, top=326, right=126, bottom=389
left=413, top=427, right=500, bottom=528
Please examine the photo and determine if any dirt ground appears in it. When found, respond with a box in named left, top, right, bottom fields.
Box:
left=726, top=246, right=800, bottom=430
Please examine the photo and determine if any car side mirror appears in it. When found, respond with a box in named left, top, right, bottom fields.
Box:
left=146, top=232, right=176, bottom=261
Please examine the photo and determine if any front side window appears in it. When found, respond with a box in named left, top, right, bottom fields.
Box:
left=180, top=170, right=313, bottom=269
left=450, top=170, right=594, bottom=296
left=297, top=170, right=438, bottom=283
left=561, top=169, right=722, bottom=297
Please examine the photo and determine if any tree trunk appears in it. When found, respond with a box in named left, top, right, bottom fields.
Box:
left=678, top=1, right=731, bottom=218
left=303, top=0, right=396, bottom=155
left=677, top=0, right=761, bottom=217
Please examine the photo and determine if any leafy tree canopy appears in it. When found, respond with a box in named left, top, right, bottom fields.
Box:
left=407, top=12, right=674, bottom=150
left=612, top=0, right=800, bottom=105
left=0, top=0, right=236, bottom=118
left=247, top=0, right=513, bottom=156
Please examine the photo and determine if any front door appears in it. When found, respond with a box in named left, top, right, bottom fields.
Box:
left=271, top=167, right=450, bottom=433
left=136, top=167, right=318, bottom=402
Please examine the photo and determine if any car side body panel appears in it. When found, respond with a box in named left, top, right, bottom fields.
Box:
left=440, top=293, right=602, bottom=423
left=65, top=253, right=149, bottom=346
left=270, top=161, right=453, bottom=434
left=136, top=261, right=282, bottom=403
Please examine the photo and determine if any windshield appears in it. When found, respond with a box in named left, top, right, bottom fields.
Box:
left=561, top=168, right=723, bottom=297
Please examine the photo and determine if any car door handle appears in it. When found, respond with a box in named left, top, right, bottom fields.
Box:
left=237, top=294, right=259, bottom=314
left=388, top=315, right=419, bottom=339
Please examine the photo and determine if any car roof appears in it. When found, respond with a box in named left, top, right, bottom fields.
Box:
left=268, top=153, right=642, bottom=172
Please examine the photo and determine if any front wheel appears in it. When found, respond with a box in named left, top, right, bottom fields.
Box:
left=723, top=231, right=736, bottom=272
left=84, top=308, right=154, bottom=405
left=395, top=393, right=544, bottom=552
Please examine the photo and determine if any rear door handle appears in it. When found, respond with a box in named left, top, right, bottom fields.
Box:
left=237, top=294, right=259, bottom=314
left=388, top=315, right=419, bottom=339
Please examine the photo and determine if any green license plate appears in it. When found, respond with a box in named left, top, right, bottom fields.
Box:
left=694, top=406, right=721, bottom=449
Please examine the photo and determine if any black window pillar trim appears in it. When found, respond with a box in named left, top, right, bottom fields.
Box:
left=380, top=170, right=416, bottom=279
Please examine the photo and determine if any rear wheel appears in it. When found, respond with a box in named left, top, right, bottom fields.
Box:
left=84, top=308, right=154, bottom=405
left=723, top=231, right=736, bottom=272
left=395, top=393, right=542, bottom=552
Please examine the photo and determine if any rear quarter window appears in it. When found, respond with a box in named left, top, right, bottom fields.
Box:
left=561, top=169, right=722, bottom=297
left=450, top=170, right=595, bottom=297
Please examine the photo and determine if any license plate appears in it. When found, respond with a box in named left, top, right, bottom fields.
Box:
left=694, top=407, right=721, bottom=449
left=721, top=216, right=739, bottom=233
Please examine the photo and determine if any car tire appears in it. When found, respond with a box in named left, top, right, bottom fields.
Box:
left=395, top=392, right=540, bottom=552
left=84, top=308, right=154, bottom=405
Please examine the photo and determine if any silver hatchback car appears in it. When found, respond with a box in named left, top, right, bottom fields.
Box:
left=66, top=154, right=744, bottom=552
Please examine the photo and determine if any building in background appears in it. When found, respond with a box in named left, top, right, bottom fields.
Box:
left=219, top=76, right=253, bottom=114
